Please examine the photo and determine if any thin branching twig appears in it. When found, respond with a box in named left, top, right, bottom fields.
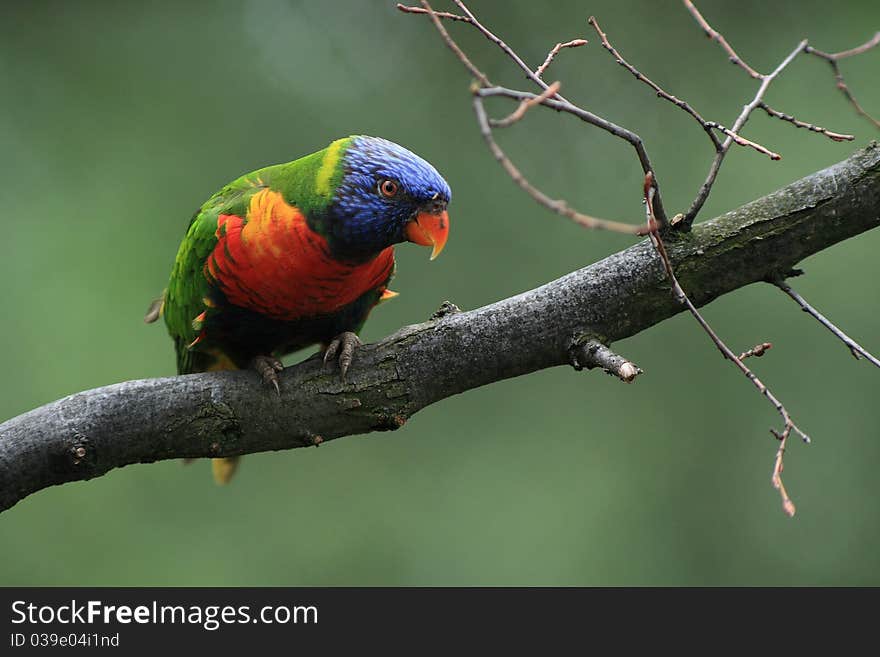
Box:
left=644, top=173, right=807, bottom=516
left=415, top=0, right=490, bottom=86
left=758, top=103, right=854, bottom=142
left=679, top=3, right=876, bottom=226
left=408, top=1, right=648, bottom=235
left=401, top=0, right=879, bottom=516
left=589, top=16, right=721, bottom=150
left=395, top=3, right=468, bottom=22
left=477, top=85, right=663, bottom=201
left=683, top=40, right=807, bottom=226
left=828, top=31, right=880, bottom=59
left=683, top=0, right=762, bottom=78
left=706, top=121, right=781, bottom=160
left=806, top=33, right=880, bottom=129
left=774, top=278, right=880, bottom=368
left=491, top=81, right=561, bottom=128
left=400, top=0, right=670, bottom=225
left=590, top=15, right=794, bottom=163
left=449, top=0, right=563, bottom=94
left=452, top=0, right=670, bottom=224
left=473, top=94, right=646, bottom=235
left=535, top=39, right=588, bottom=79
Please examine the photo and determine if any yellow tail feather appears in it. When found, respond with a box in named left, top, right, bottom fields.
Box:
left=212, top=457, right=240, bottom=485
left=206, top=351, right=241, bottom=484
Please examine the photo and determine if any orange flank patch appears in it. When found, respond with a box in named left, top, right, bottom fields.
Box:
left=205, top=188, right=394, bottom=321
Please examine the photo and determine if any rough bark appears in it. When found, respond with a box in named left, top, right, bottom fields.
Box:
left=1, top=144, right=878, bottom=512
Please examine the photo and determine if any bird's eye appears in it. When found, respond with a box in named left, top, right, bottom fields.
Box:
left=378, top=179, right=399, bottom=198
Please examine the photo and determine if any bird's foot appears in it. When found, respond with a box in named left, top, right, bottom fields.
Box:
left=249, top=355, right=284, bottom=394
left=323, top=331, right=362, bottom=381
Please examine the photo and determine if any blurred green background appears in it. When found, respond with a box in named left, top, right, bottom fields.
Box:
left=1, top=0, right=879, bottom=586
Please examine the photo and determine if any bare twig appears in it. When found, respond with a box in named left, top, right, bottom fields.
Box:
left=400, top=0, right=669, bottom=225
left=491, top=81, right=561, bottom=128
left=451, top=0, right=669, bottom=224
left=416, top=1, right=490, bottom=87
left=589, top=16, right=721, bottom=150
left=591, top=15, right=796, bottom=162
left=683, top=40, right=807, bottom=227
left=473, top=94, right=645, bottom=235
left=683, top=0, right=762, bottom=79
left=829, top=31, right=880, bottom=59
left=706, top=121, right=781, bottom=160
left=395, top=3, right=469, bottom=22
left=773, top=278, right=880, bottom=368
left=758, top=103, right=854, bottom=142
left=805, top=33, right=880, bottom=130
left=477, top=86, right=666, bottom=227
left=738, top=342, right=772, bottom=360
left=402, top=1, right=879, bottom=518
left=570, top=339, right=642, bottom=383
left=771, top=431, right=796, bottom=517
left=450, top=0, right=559, bottom=95
left=408, top=0, right=875, bottom=230
left=644, top=172, right=808, bottom=516
left=688, top=2, right=878, bottom=133
left=535, top=39, right=588, bottom=79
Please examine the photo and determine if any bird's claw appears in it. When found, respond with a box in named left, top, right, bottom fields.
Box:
left=249, top=355, right=284, bottom=394
left=323, top=331, right=362, bottom=381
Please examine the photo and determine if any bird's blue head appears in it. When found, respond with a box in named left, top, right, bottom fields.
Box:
left=325, top=135, right=451, bottom=262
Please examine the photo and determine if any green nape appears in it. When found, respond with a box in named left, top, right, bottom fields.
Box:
left=233, top=136, right=352, bottom=233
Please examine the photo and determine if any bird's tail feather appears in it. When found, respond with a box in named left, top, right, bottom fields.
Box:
left=212, top=457, right=240, bottom=485
left=204, top=350, right=242, bottom=484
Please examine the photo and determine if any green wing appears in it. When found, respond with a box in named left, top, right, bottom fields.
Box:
left=163, top=176, right=257, bottom=374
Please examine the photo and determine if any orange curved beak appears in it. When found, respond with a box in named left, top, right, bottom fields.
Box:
left=405, top=209, right=449, bottom=260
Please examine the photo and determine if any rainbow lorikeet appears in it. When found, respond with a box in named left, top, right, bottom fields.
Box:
left=145, top=136, right=451, bottom=483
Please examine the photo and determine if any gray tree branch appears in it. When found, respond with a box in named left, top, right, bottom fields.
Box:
left=1, top=144, right=878, bottom=513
